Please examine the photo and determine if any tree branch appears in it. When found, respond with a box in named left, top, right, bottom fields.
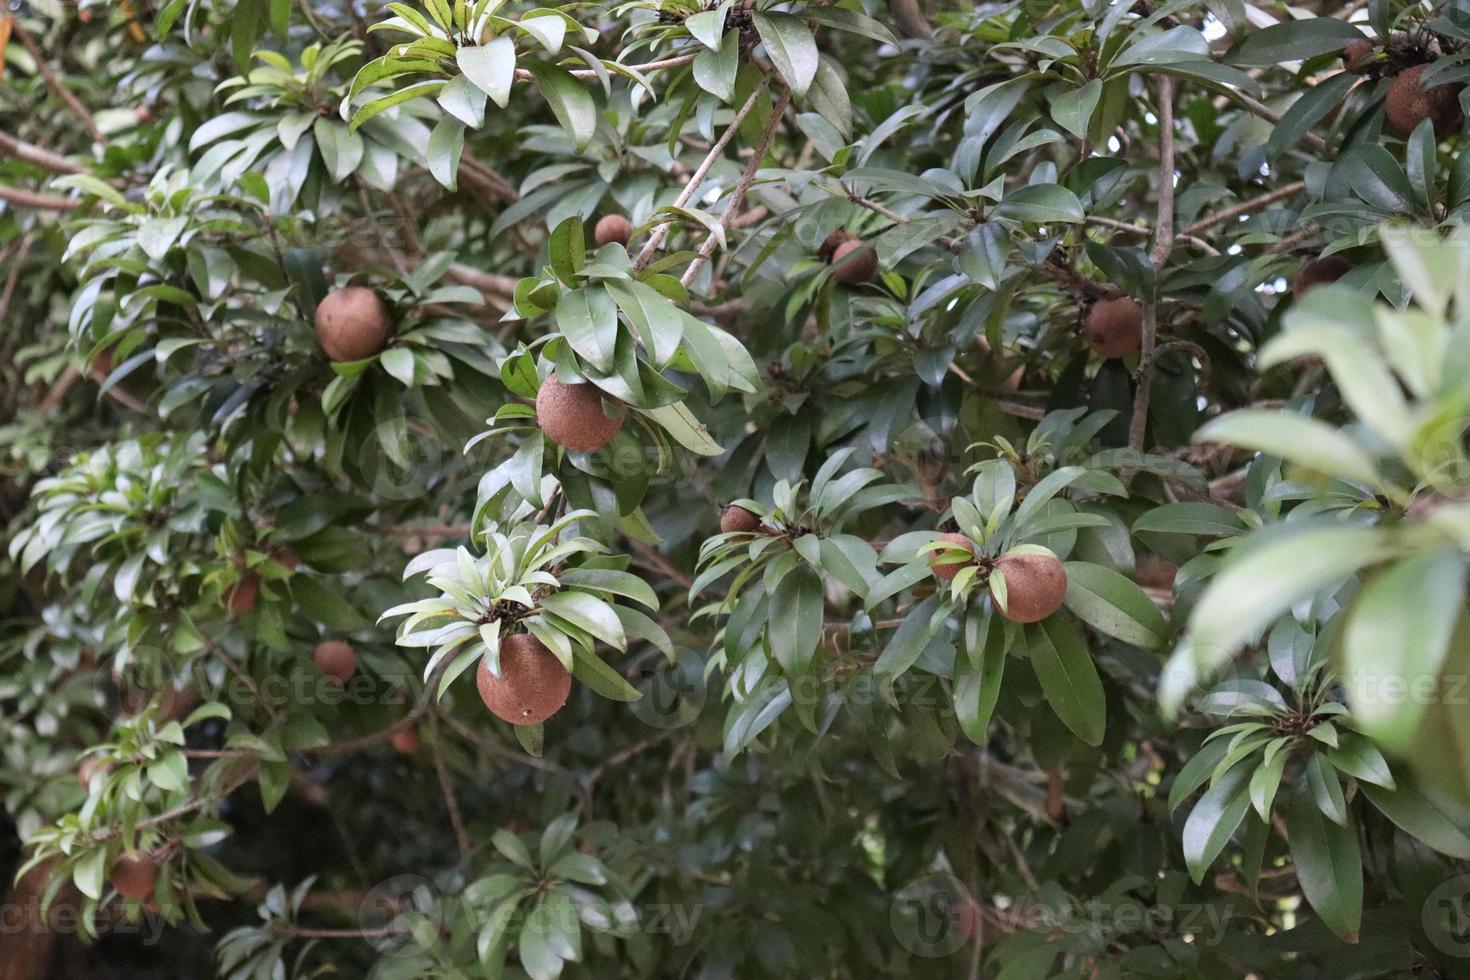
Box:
left=634, top=83, right=767, bottom=271
left=0, top=130, right=89, bottom=174
left=681, top=87, right=793, bottom=289
left=1180, top=180, right=1307, bottom=237
left=1128, top=74, right=1176, bottom=465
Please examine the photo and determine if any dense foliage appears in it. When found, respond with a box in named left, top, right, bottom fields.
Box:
left=7, top=0, right=1470, bottom=977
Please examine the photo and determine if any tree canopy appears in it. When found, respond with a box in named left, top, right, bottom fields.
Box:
left=6, top=0, right=1470, bottom=977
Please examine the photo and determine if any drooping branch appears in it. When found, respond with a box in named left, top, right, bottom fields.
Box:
left=1181, top=180, right=1308, bottom=237
left=10, top=20, right=107, bottom=144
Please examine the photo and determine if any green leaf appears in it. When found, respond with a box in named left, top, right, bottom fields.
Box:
left=458, top=37, right=516, bottom=108
left=571, top=647, right=641, bottom=701
left=1183, top=761, right=1253, bottom=884
left=1062, top=561, right=1167, bottom=649
left=994, top=184, right=1085, bottom=224
left=427, top=116, right=465, bottom=190
left=1361, top=775, right=1470, bottom=859
left=768, top=565, right=824, bottom=675
left=1194, top=410, right=1381, bottom=487
left=1027, top=616, right=1106, bottom=746
left=1230, top=18, right=1366, bottom=67
left=1132, top=502, right=1243, bottom=536
left=528, top=61, right=598, bottom=152
left=1339, top=551, right=1466, bottom=754
left=1049, top=79, right=1102, bottom=139
left=607, top=280, right=683, bottom=367
left=1162, top=524, right=1391, bottom=716
left=643, top=402, right=723, bottom=455
left=1285, top=788, right=1363, bottom=940
left=556, top=286, right=618, bottom=372
left=955, top=615, right=1006, bottom=743
left=753, top=12, right=818, bottom=97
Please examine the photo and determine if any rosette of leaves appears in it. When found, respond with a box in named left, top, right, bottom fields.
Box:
left=868, top=458, right=1167, bottom=748
left=1169, top=622, right=1470, bottom=941
left=20, top=704, right=252, bottom=934
left=690, top=450, right=910, bottom=749
left=9, top=435, right=209, bottom=595
left=216, top=814, right=633, bottom=980
left=1161, top=228, right=1470, bottom=804
left=472, top=216, right=759, bottom=490
left=194, top=37, right=418, bottom=207
left=346, top=0, right=605, bottom=165
left=380, top=510, right=671, bottom=716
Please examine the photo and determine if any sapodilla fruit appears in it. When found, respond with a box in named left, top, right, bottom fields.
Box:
left=929, top=533, right=976, bottom=582
left=1292, top=255, right=1353, bottom=299
left=1342, top=40, right=1376, bottom=74
left=594, top=214, right=632, bottom=247
left=111, top=851, right=159, bottom=901
left=391, top=728, right=420, bottom=754
left=313, top=640, right=358, bottom=685
left=830, top=239, right=878, bottom=285
left=476, top=634, right=572, bottom=726
left=1084, top=298, right=1143, bottom=359
left=535, top=376, right=624, bottom=452
left=818, top=228, right=854, bottom=261
left=720, top=505, right=763, bottom=534
left=1385, top=64, right=1464, bottom=137
left=990, top=552, right=1068, bottom=623
left=229, top=573, right=259, bottom=614
left=314, top=286, right=391, bottom=362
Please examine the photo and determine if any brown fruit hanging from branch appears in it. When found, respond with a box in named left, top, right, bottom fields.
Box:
left=990, top=552, right=1068, bottom=623
left=313, top=640, right=358, bottom=685
left=928, top=533, right=976, bottom=582
left=476, top=634, right=573, bottom=726
left=1083, top=298, right=1143, bottom=359
left=719, top=505, right=763, bottom=534
left=594, top=214, right=632, bottom=247
left=830, top=239, right=878, bottom=285
left=535, top=375, right=624, bottom=452
left=110, top=851, right=159, bottom=901
left=314, top=286, right=391, bottom=362
left=229, top=572, right=259, bottom=614
left=1342, top=40, right=1376, bottom=74
left=1385, top=64, right=1464, bottom=137
left=1292, top=255, right=1353, bottom=299
left=391, top=728, right=420, bottom=754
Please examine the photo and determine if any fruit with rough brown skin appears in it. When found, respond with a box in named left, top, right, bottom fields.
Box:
left=313, top=640, right=358, bottom=685
left=1292, top=255, right=1353, bottom=299
left=1385, top=64, right=1464, bottom=137
left=110, top=852, right=159, bottom=901
left=990, top=552, right=1068, bottom=623
left=929, top=533, right=976, bottom=582
left=720, top=505, right=763, bottom=534
left=229, top=573, right=259, bottom=614
left=476, top=634, right=572, bottom=726
left=818, top=228, right=854, bottom=261
left=535, top=376, right=624, bottom=452
left=1084, top=298, right=1143, bottom=359
left=594, top=214, right=632, bottom=247
left=830, top=239, right=878, bottom=285
left=1342, top=40, right=1375, bottom=74
left=391, top=728, right=420, bottom=754
left=314, top=287, right=391, bottom=362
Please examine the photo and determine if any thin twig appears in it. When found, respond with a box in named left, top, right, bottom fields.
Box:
left=0, top=130, right=88, bottom=174
left=681, top=87, right=793, bottom=288
left=0, top=184, right=82, bottom=210
left=428, top=713, right=471, bottom=859
left=1127, top=74, right=1176, bottom=467
left=1181, top=181, right=1307, bottom=237
left=11, top=21, right=107, bottom=144
left=634, top=84, right=767, bottom=271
